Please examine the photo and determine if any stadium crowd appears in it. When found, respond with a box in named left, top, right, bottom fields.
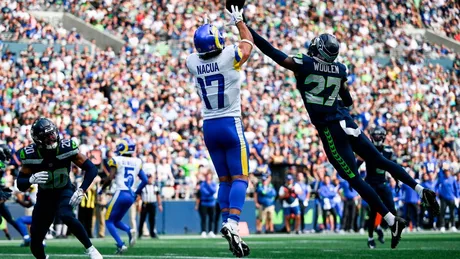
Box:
left=0, top=0, right=459, bottom=237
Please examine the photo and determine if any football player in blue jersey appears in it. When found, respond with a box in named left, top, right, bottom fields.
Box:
left=99, top=138, right=148, bottom=254
left=16, top=118, right=103, bottom=259
left=186, top=5, right=253, bottom=258
left=246, top=25, right=440, bottom=248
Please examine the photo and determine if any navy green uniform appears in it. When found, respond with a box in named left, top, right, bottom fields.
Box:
left=293, top=54, right=393, bottom=217
left=362, top=146, right=397, bottom=215
left=293, top=54, right=358, bottom=180
left=18, top=139, right=92, bottom=259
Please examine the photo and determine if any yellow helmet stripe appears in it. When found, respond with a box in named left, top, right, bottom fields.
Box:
left=212, top=26, right=223, bottom=50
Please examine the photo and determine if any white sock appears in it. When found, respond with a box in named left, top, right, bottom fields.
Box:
left=55, top=224, right=62, bottom=235
left=368, top=237, right=374, bottom=241
left=384, top=212, right=395, bottom=226
left=86, top=245, right=94, bottom=252
left=62, top=225, right=68, bottom=236
left=228, top=218, right=238, bottom=226
left=415, top=184, right=424, bottom=197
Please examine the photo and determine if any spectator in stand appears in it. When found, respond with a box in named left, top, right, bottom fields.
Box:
left=437, top=165, right=458, bottom=232
left=296, top=171, right=310, bottom=233
left=279, top=174, right=302, bottom=234
left=254, top=175, right=276, bottom=234
left=319, top=175, right=339, bottom=232
left=196, top=172, right=217, bottom=238
left=339, top=177, right=358, bottom=233
left=401, top=171, right=421, bottom=231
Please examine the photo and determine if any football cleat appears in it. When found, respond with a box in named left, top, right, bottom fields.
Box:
left=129, top=229, right=136, bottom=247
left=221, top=222, right=249, bottom=258
left=86, top=245, right=103, bottom=259
left=422, top=189, right=440, bottom=216
left=390, top=217, right=406, bottom=249
left=367, top=239, right=376, bottom=249
left=376, top=228, right=385, bottom=244
left=115, top=245, right=128, bottom=255
left=20, top=238, right=31, bottom=247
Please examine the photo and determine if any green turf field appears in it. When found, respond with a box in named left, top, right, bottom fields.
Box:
left=0, top=232, right=459, bottom=259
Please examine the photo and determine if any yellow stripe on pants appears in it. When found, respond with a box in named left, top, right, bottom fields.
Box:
left=105, top=190, right=120, bottom=220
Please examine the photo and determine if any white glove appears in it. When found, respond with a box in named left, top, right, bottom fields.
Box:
left=30, top=171, right=49, bottom=184
left=303, top=199, right=309, bottom=207
left=455, top=198, right=459, bottom=208
left=69, top=188, right=85, bottom=207
left=226, top=5, right=244, bottom=26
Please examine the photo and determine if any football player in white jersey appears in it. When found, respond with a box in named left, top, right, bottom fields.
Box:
left=186, top=5, right=253, bottom=258
left=99, top=138, right=148, bottom=254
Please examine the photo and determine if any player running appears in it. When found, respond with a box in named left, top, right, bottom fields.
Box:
left=16, top=118, right=103, bottom=259
left=357, top=126, right=397, bottom=248
left=0, top=144, right=32, bottom=245
left=186, top=5, right=253, bottom=258
left=99, top=138, right=148, bottom=254
left=248, top=25, right=438, bottom=248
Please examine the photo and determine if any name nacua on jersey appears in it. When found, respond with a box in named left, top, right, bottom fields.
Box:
left=186, top=45, right=244, bottom=120
left=197, top=62, right=219, bottom=75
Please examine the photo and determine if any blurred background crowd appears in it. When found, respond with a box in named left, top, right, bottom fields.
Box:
left=0, top=0, right=459, bottom=237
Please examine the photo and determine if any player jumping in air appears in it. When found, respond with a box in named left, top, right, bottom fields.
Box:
left=248, top=24, right=439, bottom=248
left=16, top=118, right=103, bottom=259
left=186, top=5, right=254, bottom=258
left=99, top=138, right=148, bottom=254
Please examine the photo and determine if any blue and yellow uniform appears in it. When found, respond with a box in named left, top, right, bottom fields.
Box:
left=104, top=138, right=147, bottom=252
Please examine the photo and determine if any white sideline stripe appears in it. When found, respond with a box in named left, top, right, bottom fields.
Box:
left=0, top=255, right=262, bottom=259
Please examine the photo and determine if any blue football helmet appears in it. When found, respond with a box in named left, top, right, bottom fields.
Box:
left=193, top=24, right=225, bottom=55
left=307, top=34, right=340, bottom=63
left=117, top=138, right=136, bottom=155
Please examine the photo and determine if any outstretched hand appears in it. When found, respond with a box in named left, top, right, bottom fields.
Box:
left=226, top=5, right=244, bottom=26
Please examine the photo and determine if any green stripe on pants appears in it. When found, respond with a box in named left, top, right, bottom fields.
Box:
left=323, top=127, right=356, bottom=178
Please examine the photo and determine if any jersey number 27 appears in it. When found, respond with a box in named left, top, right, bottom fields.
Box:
left=304, top=75, right=341, bottom=106
left=198, top=74, right=225, bottom=109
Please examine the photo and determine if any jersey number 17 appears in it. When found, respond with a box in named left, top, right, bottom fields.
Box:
left=198, top=74, right=225, bottom=109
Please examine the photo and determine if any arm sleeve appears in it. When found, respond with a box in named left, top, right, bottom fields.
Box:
left=17, top=172, right=31, bottom=192
left=248, top=27, right=289, bottom=65
left=339, top=84, right=353, bottom=107
left=135, top=169, right=148, bottom=195
left=80, top=159, right=98, bottom=191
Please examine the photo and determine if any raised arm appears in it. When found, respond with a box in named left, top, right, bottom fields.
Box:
left=248, top=27, right=299, bottom=72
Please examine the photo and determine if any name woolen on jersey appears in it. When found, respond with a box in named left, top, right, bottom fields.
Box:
left=313, top=62, right=339, bottom=74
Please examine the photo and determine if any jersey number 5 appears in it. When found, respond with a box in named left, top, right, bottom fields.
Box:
left=304, top=75, right=341, bottom=106
left=124, top=167, right=135, bottom=189
left=197, top=74, right=225, bottom=109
